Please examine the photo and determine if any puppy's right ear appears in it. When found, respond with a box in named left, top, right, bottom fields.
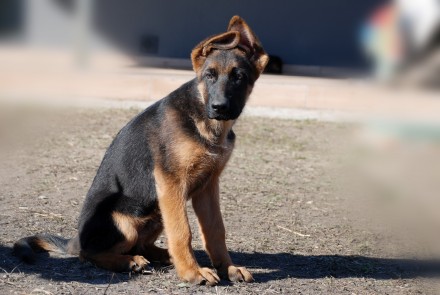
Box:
left=191, top=31, right=240, bottom=72
left=228, top=15, right=269, bottom=75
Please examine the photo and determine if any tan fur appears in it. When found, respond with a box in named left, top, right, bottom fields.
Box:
left=191, top=177, right=232, bottom=272
left=164, top=109, right=233, bottom=183
left=162, top=110, right=215, bottom=190
left=111, top=212, right=144, bottom=253
left=197, top=82, right=207, bottom=105
left=154, top=166, right=198, bottom=278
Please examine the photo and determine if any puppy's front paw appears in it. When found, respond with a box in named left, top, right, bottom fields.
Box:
left=219, top=265, right=254, bottom=283
left=180, top=267, right=220, bottom=286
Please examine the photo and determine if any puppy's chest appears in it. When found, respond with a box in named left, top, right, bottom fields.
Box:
left=183, top=141, right=233, bottom=175
left=183, top=143, right=232, bottom=195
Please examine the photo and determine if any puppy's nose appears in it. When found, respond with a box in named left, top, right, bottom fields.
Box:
left=211, top=101, right=229, bottom=112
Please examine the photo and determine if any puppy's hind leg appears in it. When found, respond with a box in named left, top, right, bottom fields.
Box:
left=80, top=211, right=151, bottom=273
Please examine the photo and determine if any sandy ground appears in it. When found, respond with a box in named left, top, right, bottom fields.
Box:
left=0, top=106, right=439, bottom=294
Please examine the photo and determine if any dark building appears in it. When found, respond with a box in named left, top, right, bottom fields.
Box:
left=1, top=0, right=384, bottom=74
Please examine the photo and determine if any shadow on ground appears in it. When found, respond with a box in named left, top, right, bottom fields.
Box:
left=0, top=244, right=129, bottom=284
left=1, top=244, right=440, bottom=284
left=226, top=251, right=440, bottom=282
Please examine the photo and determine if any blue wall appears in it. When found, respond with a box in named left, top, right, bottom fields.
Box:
left=93, top=0, right=384, bottom=67
left=20, top=0, right=385, bottom=68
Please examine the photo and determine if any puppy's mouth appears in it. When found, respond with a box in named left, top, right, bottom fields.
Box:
left=207, top=109, right=241, bottom=121
left=208, top=112, right=231, bottom=121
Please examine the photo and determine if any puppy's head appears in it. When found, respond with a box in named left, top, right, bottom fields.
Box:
left=191, top=16, right=268, bottom=121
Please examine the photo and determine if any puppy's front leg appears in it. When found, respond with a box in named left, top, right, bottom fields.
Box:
left=192, top=178, right=254, bottom=283
left=156, top=171, right=220, bottom=285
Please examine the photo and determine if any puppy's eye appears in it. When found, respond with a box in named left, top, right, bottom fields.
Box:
left=233, top=72, right=246, bottom=84
left=205, top=70, right=217, bottom=81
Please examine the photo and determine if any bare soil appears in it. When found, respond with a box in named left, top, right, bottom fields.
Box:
left=0, top=106, right=439, bottom=294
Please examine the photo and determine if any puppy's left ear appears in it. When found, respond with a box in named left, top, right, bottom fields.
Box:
left=228, top=15, right=269, bottom=75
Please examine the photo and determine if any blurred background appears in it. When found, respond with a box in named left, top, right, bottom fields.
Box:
left=0, top=0, right=439, bottom=109
left=0, top=0, right=439, bottom=98
left=0, top=0, right=385, bottom=70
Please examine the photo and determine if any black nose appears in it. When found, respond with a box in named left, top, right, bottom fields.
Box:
left=211, top=101, right=228, bottom=112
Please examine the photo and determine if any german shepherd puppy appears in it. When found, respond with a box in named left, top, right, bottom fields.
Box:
left=14, top=16, right=268, bottom=285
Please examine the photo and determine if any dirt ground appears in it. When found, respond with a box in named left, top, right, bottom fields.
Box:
left=0, top=106, right=439, bottom=294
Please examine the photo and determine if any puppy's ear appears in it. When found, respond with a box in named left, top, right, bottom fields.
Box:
left=228, top=15, right=269, bottom=75
left=191, top=31, right=240, bottom=72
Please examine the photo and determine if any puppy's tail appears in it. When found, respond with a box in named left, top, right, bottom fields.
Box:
left=14, top=234, right=77, bottom=263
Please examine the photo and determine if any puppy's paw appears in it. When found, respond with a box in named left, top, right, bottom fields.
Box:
left=180, top=267, right=220, bottom=286
left=129, top=255, right=152, bottom=274
left=219, top=265, right=254, bottom=283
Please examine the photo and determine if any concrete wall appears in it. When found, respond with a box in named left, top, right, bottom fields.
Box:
left=24, top=0, right=76, bottom=47
left=22, top=0, right=385, bottom=67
